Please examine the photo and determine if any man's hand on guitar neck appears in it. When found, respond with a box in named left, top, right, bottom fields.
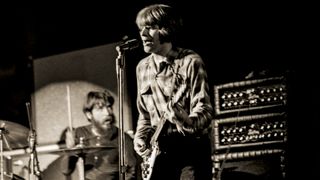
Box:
left=165, top=101, right=191, bottom=135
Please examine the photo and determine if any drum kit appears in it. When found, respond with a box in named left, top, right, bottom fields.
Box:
left=0, top=120, right=114, bottom=180
left=0, top=120, right=28, bottom=180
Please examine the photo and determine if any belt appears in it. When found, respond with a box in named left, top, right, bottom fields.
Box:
left=163, top=124, right=210, bottom=138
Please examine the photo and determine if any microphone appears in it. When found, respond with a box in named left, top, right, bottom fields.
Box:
left=116, top=39, right=139, bottom=51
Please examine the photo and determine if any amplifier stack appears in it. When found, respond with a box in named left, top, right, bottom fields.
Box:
left=211, top=76, right=288, bottom=180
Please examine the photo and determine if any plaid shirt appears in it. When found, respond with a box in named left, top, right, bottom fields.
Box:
left=134, top=48, right=213, bottom=141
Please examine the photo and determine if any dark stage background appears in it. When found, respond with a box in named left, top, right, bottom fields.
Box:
left=0, top=1, right=317, bottom=179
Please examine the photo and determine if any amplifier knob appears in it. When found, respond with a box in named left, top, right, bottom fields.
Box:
left=280, top=132, right=284, bottom=136
left=273, top=123, right=278, bottom=129
left=279, top=123, right=284, bottom=128
left=232, top=128, right=238, bottom=133
left=221, top=129, right=226, bottom=135
left=266, top=124, right=271, bottom=129
left=233, top=137, right=238, bottom=142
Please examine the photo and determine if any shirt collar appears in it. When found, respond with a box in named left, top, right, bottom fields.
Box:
left=152, top=47, right=180, bottom=67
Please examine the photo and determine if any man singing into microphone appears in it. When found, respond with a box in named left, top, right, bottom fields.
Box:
left=133, top=4, right=213, bottom=180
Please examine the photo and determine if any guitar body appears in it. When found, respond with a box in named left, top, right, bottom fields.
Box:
left=141, top=142, right=160, bottom=180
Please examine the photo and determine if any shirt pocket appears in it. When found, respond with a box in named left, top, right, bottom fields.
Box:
left=140, top=85, right=155, bottom=112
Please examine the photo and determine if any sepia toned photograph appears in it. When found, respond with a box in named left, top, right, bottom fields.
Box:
left=1, top=1, right=316, bottom=180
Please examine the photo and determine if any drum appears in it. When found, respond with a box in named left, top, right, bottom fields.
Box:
left=41, top=155, right=80, bottom=180
left=3, top=173, right=25, bottom=180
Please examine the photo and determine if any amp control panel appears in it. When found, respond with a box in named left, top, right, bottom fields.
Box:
left=213, top=76, right=287, bottom=115
left=212, top=113, right=287, bottom=150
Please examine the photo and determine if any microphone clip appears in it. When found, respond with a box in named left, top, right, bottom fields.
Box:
left=116, top=39, right=139, bottom=52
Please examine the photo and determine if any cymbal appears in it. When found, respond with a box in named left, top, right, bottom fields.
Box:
left=3, top=172, right=25, bottom=180
left=53, top=145, right=116, bottom=155
left=0, top=120, right=29, bottom=150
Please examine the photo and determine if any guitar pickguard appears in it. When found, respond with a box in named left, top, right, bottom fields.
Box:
left=141, top=143, right=160, bottom=180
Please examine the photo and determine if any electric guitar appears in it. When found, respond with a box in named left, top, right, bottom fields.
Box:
left=141, top=83, right=187, bottom=180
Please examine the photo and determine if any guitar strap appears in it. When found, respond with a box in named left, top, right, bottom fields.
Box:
left=148, top=51, right=186, bottom=142
left=149, top=52, right=182, bottom=121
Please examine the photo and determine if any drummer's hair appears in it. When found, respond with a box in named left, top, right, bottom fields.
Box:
left=83, top=90, right=114, bottom=114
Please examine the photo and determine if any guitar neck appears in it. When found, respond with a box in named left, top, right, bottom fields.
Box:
left=150, top=83, right=187, bottom=146
left=150, top=115, right=166, bottom=145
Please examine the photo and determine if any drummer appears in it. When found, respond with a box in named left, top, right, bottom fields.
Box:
left=60, top=90, right=137, bottom=180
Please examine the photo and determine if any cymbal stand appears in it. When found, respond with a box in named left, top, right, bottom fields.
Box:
left=26, top=102, right=41, bottom=180
left=28, top=130, right=41, bottom=180
left=0, top=128, right=5, bottom=180
left=76, top=137, right=85, bottom=180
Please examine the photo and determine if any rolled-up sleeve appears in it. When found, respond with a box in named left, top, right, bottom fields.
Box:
left=183, top=55, right=213, bottom=134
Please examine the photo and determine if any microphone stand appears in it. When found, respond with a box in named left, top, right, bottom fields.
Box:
left=26, top=102, right=41, bottom=180
left=116, top=45, right=127, bottom=180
